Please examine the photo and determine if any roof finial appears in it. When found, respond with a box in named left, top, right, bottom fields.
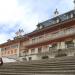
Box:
left=54, top=8, right=59, bottom=17
left=74, top=0, right=75, bottom=9
left=15, top=29, right=24, bottom=37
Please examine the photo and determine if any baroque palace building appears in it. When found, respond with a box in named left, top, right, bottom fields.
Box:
left=0, top=9, right=75, bottom=61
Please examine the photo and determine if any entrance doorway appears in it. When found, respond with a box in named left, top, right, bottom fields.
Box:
left=55, top=49, right=67, bottom=57
left=29, top=57, right=32, bottom=61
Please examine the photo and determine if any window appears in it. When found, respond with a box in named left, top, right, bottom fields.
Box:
left=5, top=51, right=6, bottom=54
left=49, top=44, right=57, bottom=49
left=31, top=49, right=35, bottom=54
left=56, top=18, right=60, bottom=23
left=11, top=50, right=13, bottom=54
left=8, top=51, right=10, bottom=54
left=52, top=31, right=59, bottom=38
left=1, top=47, right=10, bottom=51
left=52, top=44, right=57, bottom=48
left=71, top=13, right=73, bottom=18
left=1, top=48, right=5, bottom=51
left=38, top=47, right=42, bottom=53
left=32, top=38, right=35, bottom=41
left=49, top=44, right=57, bottom=52
left=11, top=44, right=18, bottom=48
left=1, top=52, right=3, bottom=55
left=65, top=40, right=74, bottom=48
left=5, top=46, right=10, bottom=50
left=23, top=50, right=28, bottom=55
left=14, top=49, right=17, bottom=53
left=64, top=27, right=74, bottom=34
left=60, top=14, right=68, bottom=21
left=39, top=35, right=43, bottom=39
left=32, top=38, right=35, bottom=43
left=39, top=25, right=43, bottom=29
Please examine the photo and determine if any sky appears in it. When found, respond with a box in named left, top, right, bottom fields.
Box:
left=0, top=0, right=74, bottom=44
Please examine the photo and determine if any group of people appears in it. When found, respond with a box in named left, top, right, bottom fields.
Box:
left=0, top=58, right=3, bottom=65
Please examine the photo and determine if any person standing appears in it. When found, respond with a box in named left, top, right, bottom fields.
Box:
left=0, top=58, right=3, bottom=65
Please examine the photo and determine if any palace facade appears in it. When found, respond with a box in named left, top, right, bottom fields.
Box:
left=0, top=9, right=75, bottom=61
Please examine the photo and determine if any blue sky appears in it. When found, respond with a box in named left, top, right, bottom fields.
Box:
left=0, top=0, right=74, bottom=43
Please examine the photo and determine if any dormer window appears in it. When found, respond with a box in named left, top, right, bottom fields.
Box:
left=67, top=12, right=74, bottom=19
left=37, top=24, right=44, bottom=30
left=39, top=25, right=43, bottom=29
left=56, top=18, right=60, bottom=23
left=71, top=13, right=73, bottom=18
left=73, top=11, right=75, bottom=17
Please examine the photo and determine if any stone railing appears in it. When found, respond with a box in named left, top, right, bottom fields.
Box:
left=26, top=26, right=75, bottom=46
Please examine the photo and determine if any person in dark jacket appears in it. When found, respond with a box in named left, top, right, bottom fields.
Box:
left=0, top=58, right=3, bottom=65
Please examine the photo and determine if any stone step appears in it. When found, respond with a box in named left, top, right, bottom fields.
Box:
left=1, top=64, right=75, bottom=68
left=0, top=73, right=74, bottom=75
left=0, top=70, right=75, bottom=74
left=0, top=68, right=75, bottom=72
left=0, top=65, right=75, bottom=69
left=0, top=56, right=75, bottom=75
left=3, top=61, right=75, bottom=67
left=3, top=56, right=75, bottom=65
left=2, top=62, right=75, bottom=66
left=0, top=72, right=32, bottom=75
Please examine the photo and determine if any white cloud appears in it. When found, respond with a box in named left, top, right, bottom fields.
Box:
left=0, top=34, right=9, bottom=43
left=0, top=0, right=74, bottom=44
left=0, top=0, right=25, bottom=23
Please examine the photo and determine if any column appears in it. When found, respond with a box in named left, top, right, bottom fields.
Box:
left=28, top=49, right=31, bottom=55
left=35, top=48, right=38, bottom=54
left=73, top=39, right=75, bottom=47
left=17, top=43, right=20, bottom=58
left=0, top=48, right=1, bottom=57
left=57, top=42, right=61, bottom=49
left=61, top=42, right=65, bottom=49
left=73, top=39, right=75, bottom=56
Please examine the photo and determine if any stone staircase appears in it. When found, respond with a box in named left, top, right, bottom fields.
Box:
left=0, top=56, right=75, bottom=75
